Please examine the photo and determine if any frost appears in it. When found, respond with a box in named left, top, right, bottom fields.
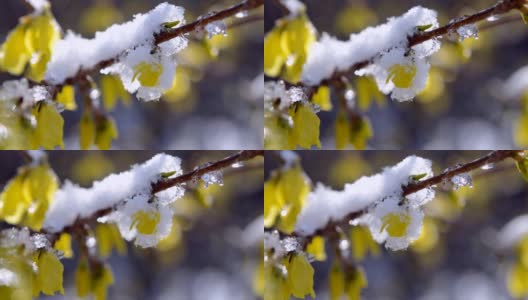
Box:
left=456, top=24, right=478, bottom=41
left=201, top=170, right=224, bottom=188
left=301, top=6, right=440, bottom=87
left=450, top=173, right=473, bottom=190
left=205, top=21, right=227, bottom=38
left=0, top=79, right=49, bottom=109
left=46, top=3, right=188, bottom=101
left=43, top=153, right=184, bottom=233
left=0, top=269, right=18, bottom=287
left=264, top=81, right=307, bottom=111
left=264, top=231, right=301, bottom=260
left=31, top=234, right=50, bottom=249
left=0, top=228, right=49, bottom=254
left=497, top=215, right=528, bottom=250
left=295, top=155, right=434, bottom=237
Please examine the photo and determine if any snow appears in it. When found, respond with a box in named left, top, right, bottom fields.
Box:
left=201, top=170, right=224, bottom=188
left=103, top=193, right=175, bottom=248
left=295, top=155, right=434, bottom=237
left=45, top=3, right=188, bottom=91
left=264, top=81, right=307, bottom=111
left=0, top=228, right=49, bottom=254
left=355, top=47, right=431, bottom=101
left=279, top=150, right=299, bottom=168
left=27, top=0, right=49, bottom=13
left=497, top=215, right=528, bottom=250
left=501, top=65, right=528, bottom=99
left=355, top=195, right=423, bottom=250
left=264, top=230, right=300, bottom=260
left=204, top=21, right=227, bottom=39
left=0, top=79, right=50, bottom=109
left=0, top=269, right=18, bottom=287
left=457, top=24, right=478, bottom=41
left=450, top=173, right=473, bottom=190
left=301, top=6, right=440, bottom=101
left=280, top=0, right=306, bottom=17
left=43, top=154, right=184, bottom=234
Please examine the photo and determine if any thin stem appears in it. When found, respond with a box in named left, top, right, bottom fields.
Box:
left=38, top=0, right=264, bottom=88
left=266, top=150, right=524, bottom=242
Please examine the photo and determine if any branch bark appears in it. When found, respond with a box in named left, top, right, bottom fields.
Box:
left=266, top=150, right=524, bottom=243
left=40, top=0, right=264, bottom=88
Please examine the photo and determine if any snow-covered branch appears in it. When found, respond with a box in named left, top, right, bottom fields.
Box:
left=267, top=150, right=523, bottom=246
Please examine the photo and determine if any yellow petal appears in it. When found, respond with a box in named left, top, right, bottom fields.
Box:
left=79, top=112, right=96, bottom=150
left=306, top=236, right=326, bottom=261
left=95, top=116, right=118, bottom=150
left=328, top=260, right=345, bottom=300
left=132, top=62, right=163, bottom=87
left=264, top=25, right=286, bottom=77
left=34, top=104, right=64, bottom=149
left=386, top=64, right=417, bottom=88
left=312, top=86, right=332, bottom=111
left=100, top=75, right=130, bottom=110
left=381, top=212, right=411, bottom=237
left=56, top=85, right=76, bottom=111
left=131, top=210, right=160, bottom=235
left=289, top=104, right=321, bottom=149
left=287, top=254, right=315, bottom=298
left=54, top=233, right=73, bottom=258
left=0, top=23, right=31, bottom=75
left=75, top=259, right=91, bottom=297
left=0, top=174, right=31, bottom=224
left=36, top=251, right=64, bottom=295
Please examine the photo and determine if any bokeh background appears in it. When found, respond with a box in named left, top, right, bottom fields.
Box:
left=0, top=151, right=263, bottom=300
left=265, top=151, right=528, bottom=300
left=265, top=0, right=528, bottom=150
left=1, top=0, right=263, bottom=149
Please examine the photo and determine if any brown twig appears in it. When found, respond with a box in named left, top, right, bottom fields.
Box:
left=37, top=0, right=264, bottom=89
left=266, top=150, right=524, bottom=243
left=266, top=0, right=526, bottom=90
left=0, top=150, right=264, bottom=245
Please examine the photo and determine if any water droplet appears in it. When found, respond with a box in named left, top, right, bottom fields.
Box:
left=235, top=11, right=249, bottom=18
left=451, top=173, right=473, bottom=190
left=231, top=162, right=244, bottom=168
left=204, top=21, right=227, bottom=39
left=457, top=24, right=479, bottom=41
left=481, top=163, right=494, bottom=170
left=201, top=170, right=224, bottom=187
left=487, top=15, right=499, bottom=22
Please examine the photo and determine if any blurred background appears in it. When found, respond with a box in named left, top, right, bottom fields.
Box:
left=265, top=151, right=528, bottom=300
left=265, top=0, right=528, bottom=150
left=0, top=151, right=263, bottom=300
left=0, top=0, right=263, bottom=149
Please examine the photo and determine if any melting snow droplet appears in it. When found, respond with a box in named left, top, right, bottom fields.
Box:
left=201, top=170, right=224, bottom=187
left=457, top=24, right=478, bottom=41
left=451, top=173, right=473, bottom=190
left=481, top=163, right=494, bottom=170
left=205, top=21, right=227, bottom=39
left=487, top=15, right=499, bottom=22
left=235, top=11, right=248, bottom=18
left=344, top=89, right=356, bottom=108
left=231, top=162, right=244, bottom=168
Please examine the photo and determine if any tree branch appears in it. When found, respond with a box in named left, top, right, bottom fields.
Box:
left=266, top=150, right=524, bottom=243
left=39, top=0, right=264, bottom=88
left=265, top=0, right=526, bottom=90
left=0, top=150, right=264, bottom=242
